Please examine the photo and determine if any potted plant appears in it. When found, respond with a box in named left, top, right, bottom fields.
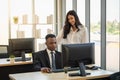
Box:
left=9, top=54, right=15, bottom=63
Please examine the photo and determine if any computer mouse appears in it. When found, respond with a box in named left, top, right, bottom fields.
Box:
left=91, top=66, right=99, bottom=70
left=6, top=58, right=10, bottom=61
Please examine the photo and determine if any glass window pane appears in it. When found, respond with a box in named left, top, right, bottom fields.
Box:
left=35, top=0, right=54, bottom=51
left=90, top=0, right=101, bottom=66
left=10, top=0, right=55, bottom=51
left=77, top=0, right=85, bottom=25
left=10, top=0, right=32, bottom=24
left=106, top=0, right=120, bottom=71
left=0, top=0, right=8, bottom=45
left=66, top=0, right=72, bottom=13
left=35, top=0, right=54, bottom=23
left=10, top=0, right=32, bottom=38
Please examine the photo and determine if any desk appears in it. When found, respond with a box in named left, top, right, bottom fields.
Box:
left=9, top=70, right=114, bottom=80
left=0, top=58, right=34, bottom=80
left=0, top=58, right=32, bottom=67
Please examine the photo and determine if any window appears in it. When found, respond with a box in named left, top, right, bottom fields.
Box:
left=66, top=0, right=72, bottom=13
left=0, top=0, right=9, bottom=45
left=9, top=0, right=55, bottom=51
left=10, top=0, right=32, bottom=38
left=77, top=0, right=85, bottom=25
left=106, top=0, right=120, bottom=71
left=35, top=0, right=54, bottom=51
left=90, top=0, right=101, bottom=66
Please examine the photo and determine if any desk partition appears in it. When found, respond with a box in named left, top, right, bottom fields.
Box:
left=0, top=58, right=34, bottom=80
left=0, top=45, right=9, bottom=58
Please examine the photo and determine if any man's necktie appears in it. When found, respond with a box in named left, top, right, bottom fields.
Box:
left=51, top=51, right=56, bottom=70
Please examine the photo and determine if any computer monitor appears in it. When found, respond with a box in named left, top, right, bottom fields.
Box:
left=62, top=43, right=95, bottom=67
left=8, top=38, right=35, bottom=57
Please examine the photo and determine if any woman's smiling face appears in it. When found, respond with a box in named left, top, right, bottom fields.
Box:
left=68, top=15, right=75, bottom=26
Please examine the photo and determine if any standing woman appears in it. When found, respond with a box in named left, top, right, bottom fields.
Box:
left=57, top=10, right=89, bottom=44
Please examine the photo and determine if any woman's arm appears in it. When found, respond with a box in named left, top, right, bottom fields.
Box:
left=56, top=28, right=64, bottom=44
left=81, top=26, right=89, bottom=43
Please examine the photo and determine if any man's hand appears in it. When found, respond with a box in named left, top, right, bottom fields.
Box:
left=41, top=67, right=51, bottom=73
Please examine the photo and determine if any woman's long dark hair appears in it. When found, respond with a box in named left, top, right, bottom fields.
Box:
left=63, top=10, right=83, bottom=39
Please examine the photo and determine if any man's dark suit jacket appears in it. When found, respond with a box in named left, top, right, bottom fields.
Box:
left=33, top=49, right=63, bottom=71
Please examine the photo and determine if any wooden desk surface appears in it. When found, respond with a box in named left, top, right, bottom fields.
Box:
left=0, top=58, right=32, bottom=67
left=68, top=70, right=114, bottom=80
left=9, top=70, right=114, bottom=80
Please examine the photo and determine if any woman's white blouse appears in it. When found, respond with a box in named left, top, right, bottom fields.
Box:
left=56, top=25, right=89, bottom=44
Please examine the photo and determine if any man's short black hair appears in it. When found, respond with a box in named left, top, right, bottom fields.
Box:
left=45, top=34, right=56, bottom=40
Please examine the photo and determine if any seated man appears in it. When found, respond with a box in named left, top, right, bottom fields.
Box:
left=33, top=34, right=63, bottom=73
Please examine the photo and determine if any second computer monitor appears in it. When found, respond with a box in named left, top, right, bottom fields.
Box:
left=62, top=43, right=95, bottom=67
left=8, top=38, right=35, bottom=57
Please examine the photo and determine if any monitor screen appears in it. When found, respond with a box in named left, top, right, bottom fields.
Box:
left=8, top=38, right=35, bottom=57
left=62, top=43, right=95, bottom=67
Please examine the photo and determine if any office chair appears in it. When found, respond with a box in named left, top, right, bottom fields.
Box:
left=108, top=72, right=120, bottom=80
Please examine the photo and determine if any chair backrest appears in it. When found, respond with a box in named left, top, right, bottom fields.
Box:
left=109, top=72, right=120, bottom=80
left=0, top=45, right=9, bottom=58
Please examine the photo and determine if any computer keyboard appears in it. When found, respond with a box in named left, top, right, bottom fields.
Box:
left=52, top=66, right=101, bottom=73
left=52, top=67, right=79, bottom=73
left=15, top=57, right=31, bottom=62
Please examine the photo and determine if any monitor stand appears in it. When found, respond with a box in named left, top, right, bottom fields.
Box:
left=21, top=52, right=26, bottom=61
